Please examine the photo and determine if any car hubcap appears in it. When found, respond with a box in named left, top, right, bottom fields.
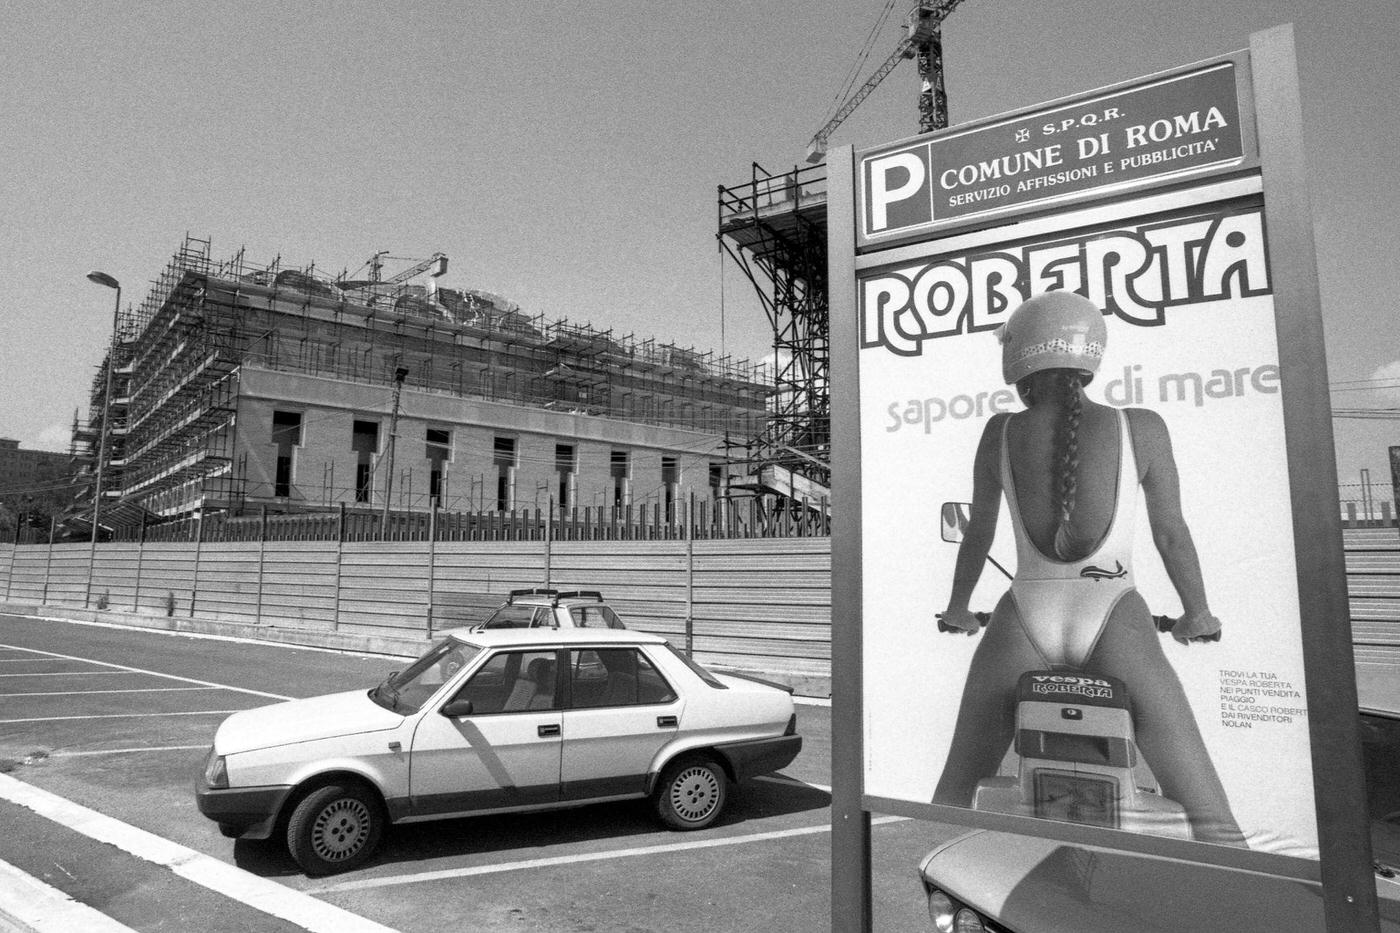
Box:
left=670, top=766, right=720, bottom=822
left=311, top=798, right=371, bottom=861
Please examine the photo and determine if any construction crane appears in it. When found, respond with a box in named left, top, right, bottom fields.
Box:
left=805, top=0, right=967, bottom=164
left=335, top=253, right=449, bottom=306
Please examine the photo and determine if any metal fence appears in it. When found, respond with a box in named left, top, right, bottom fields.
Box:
left=0, top=535, right=832, bottom=681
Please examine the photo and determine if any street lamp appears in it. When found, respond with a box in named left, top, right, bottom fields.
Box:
left=380, top=366, right=410, bottom=531
left=86, top=271, right=121, bottom=548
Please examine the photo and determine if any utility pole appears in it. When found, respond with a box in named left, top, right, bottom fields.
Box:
left=380, top=366, right=410, bottom=530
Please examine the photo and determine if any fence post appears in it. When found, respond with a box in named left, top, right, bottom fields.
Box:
left=42, top=517, right=56, bottom=605
left=133, top=516, right=146, bottom=611
left=685, top=497, right=694, bottom=656
left=427, top=505, right=437, bottom=634
left=191, top=513, right=204, bottom=618
left=333, top=502, right=345, bottom=632
left=545, top=499, right=553, bottom=588
left=3, top=539, right=13, bottom=603
left=255, top=506, right=268, bottom=624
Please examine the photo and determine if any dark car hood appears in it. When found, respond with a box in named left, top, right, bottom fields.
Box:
left=920, top=830, right=1400, bottom=933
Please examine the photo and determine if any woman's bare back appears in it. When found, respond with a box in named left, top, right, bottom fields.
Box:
left=1004, top=399, right=1123, bottom=561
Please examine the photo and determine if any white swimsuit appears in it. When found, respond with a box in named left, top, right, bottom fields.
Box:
left=1001, top=410, right=1138, bottom=670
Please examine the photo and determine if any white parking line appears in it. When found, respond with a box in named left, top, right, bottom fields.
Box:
left=0, top=712, right=244, bottom=724
left=309, top=814, right=911, bottom=894
left=0, top=774, right=398, bottom=933
left=0, top=671, right=135, bottom=678
left=0, top=645, right=292, bottom=701
left=0, top=687, right=220, bottom=697
left=53, top=745, right=208, bottom=759
left=0, top=857, right=138, bottom=933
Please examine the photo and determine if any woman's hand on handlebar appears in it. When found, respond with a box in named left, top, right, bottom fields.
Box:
left=937, top=608, right=987, bottom=635
left=1155, top=611, right=1222, bottom=645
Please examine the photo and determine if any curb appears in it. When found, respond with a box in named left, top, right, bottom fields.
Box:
left=0, top=602, right=833, bottom=699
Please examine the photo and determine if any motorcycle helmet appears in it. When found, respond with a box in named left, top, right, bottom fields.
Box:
left=998, top=291, right=1107, bottom=385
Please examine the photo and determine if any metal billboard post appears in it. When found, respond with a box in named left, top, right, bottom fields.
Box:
left=1251, top=24, right=1378, bottom=931
left=828, top=144, right=872, bottom=933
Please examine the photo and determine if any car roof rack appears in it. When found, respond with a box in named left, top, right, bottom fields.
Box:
left=552, top=590, right=604, bottom=605
left=507, top=587, right=559, bottom=604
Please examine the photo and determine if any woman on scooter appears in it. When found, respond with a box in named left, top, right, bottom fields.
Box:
left=933, top=290, right=1246, bottom=847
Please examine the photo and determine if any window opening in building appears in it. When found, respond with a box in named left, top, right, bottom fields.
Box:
left=272, top=411, right=302, bottom=498
left=662, top=456, right=678, bottom=521
left=427, top=428, right=451, bottom=507
left=610, top=449, right=629, bottom=513
left=353, top=420, right=379, bottom=504
left=494, top=436, right=517, bottom=511
left=709, top=463, right=723, bottom=499
left=555, top=443, right=576, bottom=510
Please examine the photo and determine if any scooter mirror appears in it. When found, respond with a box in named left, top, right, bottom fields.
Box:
left=941, top=502, right=971, bottom=544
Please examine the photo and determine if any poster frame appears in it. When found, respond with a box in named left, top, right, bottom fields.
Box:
left=828, top=23, right=1378, bottom=933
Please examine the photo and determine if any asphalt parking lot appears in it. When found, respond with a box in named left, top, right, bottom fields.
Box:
left=0, top=612, right=953, bottom=932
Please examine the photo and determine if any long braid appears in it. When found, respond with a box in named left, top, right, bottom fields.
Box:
left=1053, top=372, right=1084, bottom=560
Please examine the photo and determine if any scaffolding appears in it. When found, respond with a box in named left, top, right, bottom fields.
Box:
left=717, top=162, right=831, bottom=512
left=68, top=236, right=772, bottom=532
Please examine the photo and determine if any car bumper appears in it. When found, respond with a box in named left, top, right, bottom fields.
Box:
left=715, top=734, right=803, bottom=782
left=195, top=783, right=293, bottom=840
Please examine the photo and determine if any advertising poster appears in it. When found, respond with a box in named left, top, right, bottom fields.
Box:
left=858, top=188, right=1320, bottom=858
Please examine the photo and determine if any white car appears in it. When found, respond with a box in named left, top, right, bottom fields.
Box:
left=196, top=628, right=800, bottom=875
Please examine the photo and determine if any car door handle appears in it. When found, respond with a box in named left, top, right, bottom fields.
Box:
left=657, top=715, right=678, bottom=728
left=538, top=724, right=561, bottom=737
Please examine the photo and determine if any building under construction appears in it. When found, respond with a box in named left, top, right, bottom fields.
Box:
left=70, top=237, right=771, bottom=532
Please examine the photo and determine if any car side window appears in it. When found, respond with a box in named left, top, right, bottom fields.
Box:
left=482, top=605, right=535, bottom=629
left=529, top=607, right=555, bottom=628
left=567, top=606, right=625, bottom=629
left=449, top=650, right=559, bottom=714
left=569, top=648, right=676, bottom=709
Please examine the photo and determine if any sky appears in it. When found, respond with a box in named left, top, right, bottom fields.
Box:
left=1, top=0, right=1396, bottom=489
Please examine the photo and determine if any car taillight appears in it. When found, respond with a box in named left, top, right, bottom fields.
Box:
left=203, top=748, right=228, bottom=789
left=784, top=713, right=797, bottom=736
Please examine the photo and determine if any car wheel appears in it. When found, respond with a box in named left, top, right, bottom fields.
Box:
left=286, top=782, right=384, bottom=875
left=654, top=755, right=727, bottom=830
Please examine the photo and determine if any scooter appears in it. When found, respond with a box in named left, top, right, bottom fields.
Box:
left=935, top=502, right=1195, bottom=839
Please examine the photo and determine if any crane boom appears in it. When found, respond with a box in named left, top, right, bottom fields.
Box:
left=805, top=0, right=966, bottom=164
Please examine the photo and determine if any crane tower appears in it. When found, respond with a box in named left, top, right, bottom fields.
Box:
left=717, top=1, right=966, bottom=517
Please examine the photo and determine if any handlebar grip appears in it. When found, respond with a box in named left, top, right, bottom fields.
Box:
left=1154, top=615, right=1222, bottom=642
left=936, top=612, right=991, bottom=633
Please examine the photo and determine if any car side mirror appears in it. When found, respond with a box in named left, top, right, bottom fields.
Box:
left=439, top=698, right=474, bottom=718
left=941, top=502, right=971, bottom=544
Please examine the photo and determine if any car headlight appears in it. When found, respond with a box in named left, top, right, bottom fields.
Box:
left=953, top=908, right=987, bottom=933
left=928, top=888, right=996, bottom=933
left=929, top=891, right=957, bottom=932
left=202, top=748, right=228, bottom=789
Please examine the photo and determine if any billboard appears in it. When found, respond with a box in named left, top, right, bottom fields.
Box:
left=858, top=190, right=1319, bottom=855
left=829, top=27, right=1375, bottom=932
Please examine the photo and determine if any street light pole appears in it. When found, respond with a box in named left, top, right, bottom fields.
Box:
left=85, top=271, right=121, bottom=608
left=380, top=366, right=410, bottom=533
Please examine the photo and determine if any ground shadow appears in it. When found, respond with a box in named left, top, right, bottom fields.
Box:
left=231, top=773, right=831, bottom=877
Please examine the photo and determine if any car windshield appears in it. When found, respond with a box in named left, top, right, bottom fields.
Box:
left=370, top=637, right=482, bottom=715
